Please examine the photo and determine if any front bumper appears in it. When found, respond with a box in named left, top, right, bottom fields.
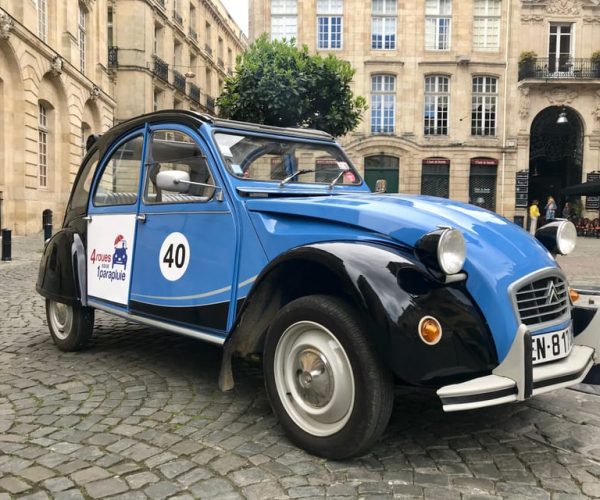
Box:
left=437, top=317, right=599, bottom=412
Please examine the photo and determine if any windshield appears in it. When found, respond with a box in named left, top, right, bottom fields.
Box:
left=214, top=132, right=362, bottom=186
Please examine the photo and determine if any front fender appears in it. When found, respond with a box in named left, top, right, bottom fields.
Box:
left=222, top=241, right=497, bottom=388
left=36, top=228, right=86, bottom=306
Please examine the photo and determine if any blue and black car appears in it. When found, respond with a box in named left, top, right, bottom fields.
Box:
left=37, top=110, right=600, bottom=459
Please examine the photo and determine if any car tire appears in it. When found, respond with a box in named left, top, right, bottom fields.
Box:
left=46, top=299, right=94, bottom=351
left=263, top=294, right=394, bottom=459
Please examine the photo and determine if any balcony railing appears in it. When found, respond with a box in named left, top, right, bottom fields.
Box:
left=173, top=70, right=186, bottom=92
left=189, top=28, right=197, bottom=41
left=108, top=46, right=118, bottom=67
left=173, top=10, right=183, bottom=26
left=218, top=58, right=224, bottom=69
left=153, top=54, right=169, bottom=82
left=227, top=68, right=233, bottom=76
left=189, top=83, right=200, bottom=103
left=519, top=57, right=600, bottom=81
left=155, top=0, right=165, bottom=8
left=206, top=96, right=215, bottom=112
left=205, top=44, right=213, bottom=57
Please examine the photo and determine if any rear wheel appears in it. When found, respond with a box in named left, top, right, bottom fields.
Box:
left=263, top=295, right=394, bottom=459
left=46, top=299, right=94, bottom=351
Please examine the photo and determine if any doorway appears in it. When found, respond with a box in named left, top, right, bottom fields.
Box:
left=528, top=106, right=583, bottom=212
left=364, top=155, right=399, bottom=193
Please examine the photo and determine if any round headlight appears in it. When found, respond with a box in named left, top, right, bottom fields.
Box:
left=437, top=229, right=466, bottom=275
left=556, top=220, right=577, bottom=255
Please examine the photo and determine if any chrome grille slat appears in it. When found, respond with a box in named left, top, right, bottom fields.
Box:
left=514, top=274, right=570, bottom=326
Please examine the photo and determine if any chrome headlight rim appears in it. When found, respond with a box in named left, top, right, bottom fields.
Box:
left=556, top=220, right=577, bottom=255
left=436, top=228, right=466, bottom=275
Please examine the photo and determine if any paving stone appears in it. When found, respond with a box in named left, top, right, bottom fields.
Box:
left=84, top=477, right=129, bottom=498
left=70, top=466, right=111, bottom=484
left=0, top=476, right=31, bottom=494
left=143, top=480, right=181, bottom=500
left=125, top=471, right=160, bottom=489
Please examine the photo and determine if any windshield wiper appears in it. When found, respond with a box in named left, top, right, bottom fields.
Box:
left=279, top=169, right=315, bottom=187
left=329, top=169, right=346, bottom=190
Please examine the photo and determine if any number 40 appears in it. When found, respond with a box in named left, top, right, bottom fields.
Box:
left=162, top=243, right=186, bottom=269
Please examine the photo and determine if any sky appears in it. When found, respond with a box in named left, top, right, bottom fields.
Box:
left=221, top=0, right=249, bottom=36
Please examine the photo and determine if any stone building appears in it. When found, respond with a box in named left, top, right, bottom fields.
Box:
left=249, top=0, right=600, bottom=222
left=0, top=1, right=115, bottom=235
left=108, top=0, right=247, bottom=121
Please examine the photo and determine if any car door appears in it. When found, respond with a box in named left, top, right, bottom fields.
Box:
left=128, top=126, right=237, bottom=334
left=86, top=130, right=146, bottom=310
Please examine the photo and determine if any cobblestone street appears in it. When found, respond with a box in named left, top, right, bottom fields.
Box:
left=1, top=233, right=600, bottom=499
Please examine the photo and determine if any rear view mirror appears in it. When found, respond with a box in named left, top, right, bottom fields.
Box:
left=156, top=170, right=190, bottom=193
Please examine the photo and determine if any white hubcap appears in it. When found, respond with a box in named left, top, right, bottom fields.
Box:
left=274, top=321, right=355, bottom=437
left=48, top=301, right=73, bottom=340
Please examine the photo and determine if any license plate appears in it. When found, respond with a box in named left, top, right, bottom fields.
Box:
left=531, top=326, right=573, bottom=365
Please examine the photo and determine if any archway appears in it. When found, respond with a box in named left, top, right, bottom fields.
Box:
left=528, top=106, right=583, bottom=211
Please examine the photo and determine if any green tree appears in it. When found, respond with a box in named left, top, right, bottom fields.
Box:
left=217, top=34, right=367, bottom=137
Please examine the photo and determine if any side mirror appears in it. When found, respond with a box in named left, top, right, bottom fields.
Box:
left=375, top=179, right=387, bottom=193
left=156, top=170, right=190, bottom=193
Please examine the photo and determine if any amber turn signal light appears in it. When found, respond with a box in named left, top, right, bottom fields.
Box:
left=569, top=288, right=580, bottom=303
left=418, top=316, right=442, bottom=345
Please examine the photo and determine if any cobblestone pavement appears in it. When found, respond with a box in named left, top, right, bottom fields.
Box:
left=1, top=233, right=600, bottom=499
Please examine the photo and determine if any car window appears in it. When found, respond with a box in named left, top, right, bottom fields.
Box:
left=68, top=150, right=99, bottom=215
left=144, top=130, right=215, bottom=204
left=93, top=136, right=143, bottom=206
left=214, top=133, right=361, bottom=185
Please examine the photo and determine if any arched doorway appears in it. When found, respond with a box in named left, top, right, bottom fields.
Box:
left=529, top=106, right=583, bottom=209
left=364, top=155, right=399, bottom=193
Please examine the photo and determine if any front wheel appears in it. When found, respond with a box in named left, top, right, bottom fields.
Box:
left=263, top=295, right=394, bottom=459
left=46, top=299, right=94, bottom=351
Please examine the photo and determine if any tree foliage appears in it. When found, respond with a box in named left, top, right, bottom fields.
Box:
left=216, top=34, right=367, bottom=137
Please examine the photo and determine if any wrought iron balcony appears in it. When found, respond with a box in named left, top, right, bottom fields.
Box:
left=153, top=55, right=169, bottom=82
left=227, top=68, right=233, bottom=76
left=518, top=57, right=600, bottom=81
left=205, top=44, right=213, bottom=57
left=189, top=83, right=200, bottom=103
left=206, top=96, right=215, bottom=112
left=189, top=28, right=197, bottom=41
left=108, top=46, right=118, bottom=67
left=218, top=58, right=224, bottom=69
left=155, top=0, right=165, bottom=8
left=173, top=10, right=183, bottom=26
left=173, top=70, right=186, bottom=92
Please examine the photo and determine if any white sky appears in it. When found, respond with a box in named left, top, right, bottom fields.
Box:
left=221, top=0, right=249, bottom=36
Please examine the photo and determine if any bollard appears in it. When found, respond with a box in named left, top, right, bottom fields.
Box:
left=43, top=223, right=52, bottom=242
left=1, top=228, right=11, bottom=261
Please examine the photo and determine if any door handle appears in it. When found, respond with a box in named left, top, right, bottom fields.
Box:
left=83, top=216, right=92, bottom=222
left=136, top=214, right=146, bottom=223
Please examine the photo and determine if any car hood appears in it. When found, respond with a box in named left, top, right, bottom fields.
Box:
left=246, top=193, right=560, bottom=361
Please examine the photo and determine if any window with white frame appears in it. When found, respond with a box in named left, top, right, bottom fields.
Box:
left=371, top=75, right=396, bottom=133
left=38, top=0, right=47, bottom=42
left=38, top=104, right=48, bottom=188
left=471, top=76, right=497, bottom=136
left=424, top=76, right=449, bottom=136
left=473, top=0, right=500, bottom=51
left=317, top=0, right=343, bottom=50
left=78, top=3, right=86, bottom=73
left=271, top=0, right=297, bottom=41
left=425, top=0, right=451, bottom=50
left=371, top=0, right=397, bottom=50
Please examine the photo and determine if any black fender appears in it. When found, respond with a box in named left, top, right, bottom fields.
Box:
left=36, top=227, right=87, bottom=306
left=219, top=241, right=498, bottom=390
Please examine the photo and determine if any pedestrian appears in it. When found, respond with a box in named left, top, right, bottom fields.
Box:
left=562, top=201, right=571, bottom=220
left=529, top=199, right=540, bottom=235
left=545, top=196, right=557, bottom=221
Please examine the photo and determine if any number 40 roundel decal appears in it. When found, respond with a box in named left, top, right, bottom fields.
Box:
left=159, top=232, right=190, bottom=281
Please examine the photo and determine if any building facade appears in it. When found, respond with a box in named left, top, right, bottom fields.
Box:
left=0, top=1, right=115, bottom=235
left=249, top=0, right=600, bottom=222
left=108, top=0, right=247, bottom=121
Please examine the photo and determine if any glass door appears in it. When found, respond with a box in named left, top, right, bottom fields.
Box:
left=548, top=24, right=572, bottom=73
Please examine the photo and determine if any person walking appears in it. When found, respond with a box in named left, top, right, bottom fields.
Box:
left=529, top=199, right=540, bottom=235
left=545, top=196, right=557, bottom=221
left=562, top=201, right=572, bottom=220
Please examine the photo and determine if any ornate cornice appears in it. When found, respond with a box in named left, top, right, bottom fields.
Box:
left=544, top=86, right=578, bottom=105
left=546, top=0, right=581, bottom=14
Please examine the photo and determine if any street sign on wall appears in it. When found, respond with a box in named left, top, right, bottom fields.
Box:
left=515, top=170, right=529, bottom=208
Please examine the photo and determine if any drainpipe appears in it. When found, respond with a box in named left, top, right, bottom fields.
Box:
left=500, top=0, right=513, bottom=217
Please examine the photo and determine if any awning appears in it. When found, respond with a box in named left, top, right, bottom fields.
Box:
left=561, top=180, right=600, bottom=197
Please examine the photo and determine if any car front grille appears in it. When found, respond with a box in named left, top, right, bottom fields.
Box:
left=514, top=275, right=569, bottom=326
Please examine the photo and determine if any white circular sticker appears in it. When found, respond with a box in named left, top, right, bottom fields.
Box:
left=159, top=232, right=190, bottom=281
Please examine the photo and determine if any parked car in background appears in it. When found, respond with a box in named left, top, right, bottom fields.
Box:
left=37, top=111, right=600, bottom=459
